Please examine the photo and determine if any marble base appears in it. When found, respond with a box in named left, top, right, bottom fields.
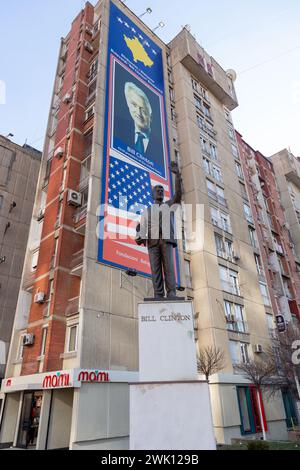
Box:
left=130, top=381, right=216, bottom=450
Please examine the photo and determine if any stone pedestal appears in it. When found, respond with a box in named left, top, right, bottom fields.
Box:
left=130, top=301, right=216, bottom=450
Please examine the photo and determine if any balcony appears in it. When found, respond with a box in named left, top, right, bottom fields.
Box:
left=65, top=297, right=80, bottom=317
left=172, top=28, right=238, bottom=110
left=70, top=249, right=84, bottom=277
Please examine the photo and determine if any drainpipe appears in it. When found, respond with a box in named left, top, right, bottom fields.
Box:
left=257, top=388, right=267, bottom=441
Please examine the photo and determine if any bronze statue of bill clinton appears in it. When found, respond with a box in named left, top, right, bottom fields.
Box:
left=136, top=163, right=182, bottom=299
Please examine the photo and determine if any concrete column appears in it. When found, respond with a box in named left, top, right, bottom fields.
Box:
left=36, top=391, right=52, bottom=450
left=13, top=391, right=24, bottom=447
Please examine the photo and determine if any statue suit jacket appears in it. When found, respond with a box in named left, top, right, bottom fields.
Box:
left=136, top=172, right=182, bottom=249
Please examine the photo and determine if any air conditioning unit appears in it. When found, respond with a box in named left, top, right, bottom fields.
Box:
left=233, top=251, right=241, bottom=261
left=63, top=93, right=72, bottom=104
left=54, top=147, right=64, bottom=159
left=84, top=41, right=93, bottom=53
left=67, top=189, right=82, bottom=207
left=34, top=292, right=46, bottom=304
left=23, top=334, right=35, bottom=346
left=254, top=344, right=263, bottom=354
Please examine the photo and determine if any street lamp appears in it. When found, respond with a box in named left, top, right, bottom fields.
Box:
left=153, top=21, right=165, bottom=32
left=139, top=7, right=152, bottom=18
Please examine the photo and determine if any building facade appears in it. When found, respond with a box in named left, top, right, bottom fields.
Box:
left=270, top=149, right=300, bottom=266
left=0, top=136, right=41, bottom=399
left=0, top=0, right=292, bottom=449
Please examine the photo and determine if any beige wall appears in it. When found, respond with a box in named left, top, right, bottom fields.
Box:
left=46, top=389, right=73, bottom=449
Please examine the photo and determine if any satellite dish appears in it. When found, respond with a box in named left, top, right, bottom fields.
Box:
left=226, top=69, right=237, bottom=82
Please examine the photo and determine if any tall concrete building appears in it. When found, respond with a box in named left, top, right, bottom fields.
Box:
left=0, top=136, right=41, bottom=392
left=0, top=0, right=292, bottom=450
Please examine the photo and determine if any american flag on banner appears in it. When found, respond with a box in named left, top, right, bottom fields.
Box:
left=104, top=156, right=170, bottom=251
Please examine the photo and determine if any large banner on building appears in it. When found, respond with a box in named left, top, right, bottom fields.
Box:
left=98, top=1, right=178, bottom=280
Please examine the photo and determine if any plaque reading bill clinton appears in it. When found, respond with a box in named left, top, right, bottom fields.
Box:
left=136, top=163, right=182, bottom=299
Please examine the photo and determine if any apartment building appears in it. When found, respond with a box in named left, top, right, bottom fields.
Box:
left=0, top=0, right=290, bottom=450
left=0, top=136, right=41, bottom=400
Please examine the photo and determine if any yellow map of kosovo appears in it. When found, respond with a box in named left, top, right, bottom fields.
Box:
left=124, top=35, right=154, bottom=67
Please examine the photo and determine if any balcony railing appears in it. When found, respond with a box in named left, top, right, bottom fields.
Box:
left=65, top=297, right=80, bottom=317
left=70, top=249, right=84, bottom=271
left=227, top=320, right=249, bottom=334
left=74, top=205, right=87, bottom=224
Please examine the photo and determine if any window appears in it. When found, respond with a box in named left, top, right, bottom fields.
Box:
left=197, top=114, right=205, bottom=130
left=200, top=136, right=210, bottom=156
left=211, top=207, right=232, bottom=233
left=215, top=234, right=225, bottom=258
left=240, top=343, right=250, bottom=363
left=266, top=314, right=276, bottom=338
left=207, top=179, right=217, bottom=200
left=67, top=324, right=78, bottom=353
left=40, top=327, right=48, bottom=357
left=212, top=165, right=223, bottom=183
left=234, top=304, right=247, bottom=333
left=215, top=235, right=233, bottom=260
left=31, top=251, right=39, bottom=271
left=229, top=341, right=249, bottom=365
left=259, top=282, right=271, bottom=306
left=17, top=334, right=25, bottom=361
left=228, top=126, right=235, bottom=141
left=85, top=105, right=94, bottom=121
left=207, top=180, right=226, bottom=206
left=79, top=155, right=91, bottom=190
left=171, top=107, right=176, bottom=123
left=194, top=95, right=202, bottom=111
left=191, top=77, right=198, bottom=91
left=203, top=158, right=210, bottom=174
left=210, top=143, right=217, bottom=160
left=244, top=204, right=253, bottom=224
left=232, top=144, right=239, bottom=160
left=184, top=260, right=192, bottom=289
left=235, top=162, right=243, bottom=179
left=216, top=185, right=226, bottom=206
left=88, top=58, right=98, bottom=83
left=254, top=254, right=263, bottom=276
left=249, top=227, right=258, bottom=248
left=203, top=103, right=212, bottom=120
left=219, top=266, right=240, bottom=295
left=169, top=87, right=175, bottom=102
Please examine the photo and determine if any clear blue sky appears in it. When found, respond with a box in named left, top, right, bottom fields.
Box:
left=1, top=0, right=300, bottom=156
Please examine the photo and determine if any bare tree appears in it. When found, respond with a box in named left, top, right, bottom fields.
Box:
left=265, top=323, right=300, bottom=400
left=197, top=346, right=226, bottom=381
left=235, top=357, right=279, bottom=441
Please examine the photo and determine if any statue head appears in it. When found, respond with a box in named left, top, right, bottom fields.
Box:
left=152, top=185, right=164, bottom=204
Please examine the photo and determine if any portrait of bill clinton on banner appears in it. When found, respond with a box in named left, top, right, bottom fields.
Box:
left=112, top=61, right=166, bottom=177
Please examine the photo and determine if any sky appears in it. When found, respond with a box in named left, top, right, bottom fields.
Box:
left=0, top=0, right=300, bottom=156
